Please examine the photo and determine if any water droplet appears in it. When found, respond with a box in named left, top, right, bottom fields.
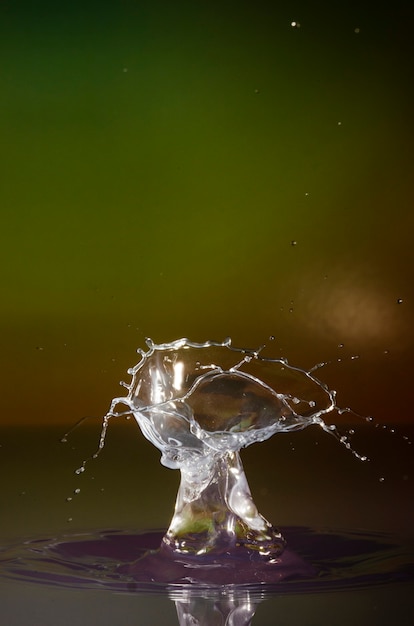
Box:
left=379, top=477, right=385, bottom=483
left=269, top=335, right=275, bottom=341
left=254, top=88, right=260, bottom=94
left=66, top=497, right=72, bottom=502
left=60, top=437, right=68, bottom=443
left=75, top=467, right=85, bottom=475
left=290, top=21, right=300, bottom=28
left=74, top=488, right=81, bottom=495
left=397, top=298, right=403, bottom=304
left=337, top=121, right=342, bottom=126
left=354, top=27, right=360, bottom=34
left=67, top=517, right=73, bottom=522
left=348, top=429, right=355, bottom=435
left=338, top=343, right=344, bottom=349
left=290, top=240, right=297, bottom=246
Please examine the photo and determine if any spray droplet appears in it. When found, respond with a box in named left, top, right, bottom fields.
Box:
left=66, top=497, right=73, bottom=502
left=74, top=488, right=81, bottom=495
left=67, top=517, right=73, bottom=522
left=75, top=467, right=85, bottom=475
left=290, top=240, right=297, bottom=246
left=290, top=21, right=300, bottom=28
left=397, top=298, right=403, bottom=304
left=379, top=477, right=385, bottom=483
left=354, top=27, right=360, bottom=34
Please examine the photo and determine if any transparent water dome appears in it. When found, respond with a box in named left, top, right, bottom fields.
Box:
left=78, top=337, right=364, bottom=563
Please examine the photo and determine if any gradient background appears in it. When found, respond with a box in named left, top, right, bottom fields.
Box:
left=1, top=0, right=413, bottom=428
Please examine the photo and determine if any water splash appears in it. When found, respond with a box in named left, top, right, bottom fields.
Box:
left=72, top=337, right=368, bottom=560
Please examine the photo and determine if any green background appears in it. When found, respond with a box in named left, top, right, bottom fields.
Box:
left=1, top=0, right=413, bottom=425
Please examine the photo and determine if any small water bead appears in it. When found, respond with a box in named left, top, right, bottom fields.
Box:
left=397, top=298, right=403, bottom=304
left=74, top=488, right=81, bottom=495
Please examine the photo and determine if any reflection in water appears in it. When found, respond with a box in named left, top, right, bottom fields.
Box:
left=73, top=337, right=367, bottom=570
left=173, top=590, right=259, bottom=626
left=0, top=527, right=412, bottom=626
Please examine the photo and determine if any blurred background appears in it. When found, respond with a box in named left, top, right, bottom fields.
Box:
left=1, top=0, right=413, bottom=429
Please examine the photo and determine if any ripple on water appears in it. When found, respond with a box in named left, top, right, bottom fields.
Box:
left=1, top=527, right=413, bottom=597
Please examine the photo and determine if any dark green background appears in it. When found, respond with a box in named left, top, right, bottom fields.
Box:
left=1, top=1, right=413, bottom=425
